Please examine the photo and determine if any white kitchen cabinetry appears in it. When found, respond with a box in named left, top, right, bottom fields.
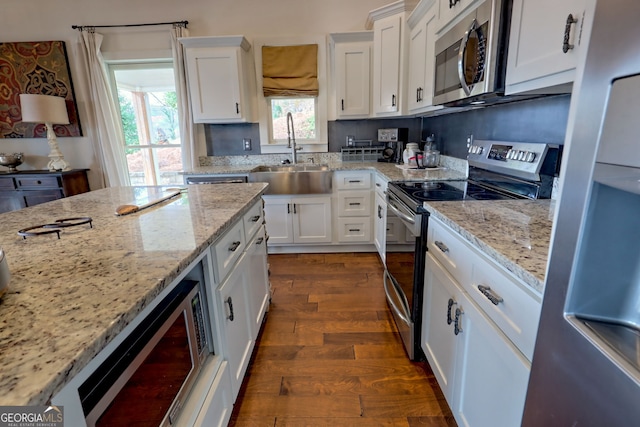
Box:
left=437, top=0, right=481, bottom=32
left=263, top=195, right=332, bottom=245
left=334, top=171, right=373, bottom=243
left=373, top=173, right=389, bottom=261
left=407, top=0, right=442, bottom=114
left=505, top=0, right=593, bottom=95
left=422, top=216, right=540, bottom=427
left=181, top=36, right=256, bottom=123
left=329, top=32, right=373, bottom=119
left=245, top=225, right=270, bottom=337
left=367, top=0, right=418, bottom=116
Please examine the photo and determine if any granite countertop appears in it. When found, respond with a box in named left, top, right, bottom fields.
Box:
left=424, top=199, right=557, bottom=294
left=185, top=160, right=468, bottom=182
left=0, top=183, right=267, bottom=406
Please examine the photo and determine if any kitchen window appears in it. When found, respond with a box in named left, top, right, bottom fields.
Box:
left=109, top=62, right=183, bottom=185
left=269, top=97, right=317, bottom=143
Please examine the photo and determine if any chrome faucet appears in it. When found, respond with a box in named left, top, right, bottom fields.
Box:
left=286, top=112, right=302, bottom=164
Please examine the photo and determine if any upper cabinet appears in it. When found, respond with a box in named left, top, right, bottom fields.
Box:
left=407, top=0, right=442, bottom=114
left=437, top=0, right=481, bottom=32
left=329, top=32, right=373, bottom=119
left=180, top=36, right=257, bottom=123
left=505, top=0, right=594, bottom=95
left=367, top=0, right=419, bottom=117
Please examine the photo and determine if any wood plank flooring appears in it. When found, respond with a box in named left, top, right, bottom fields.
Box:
left=229, top=253, right=457, bottom=427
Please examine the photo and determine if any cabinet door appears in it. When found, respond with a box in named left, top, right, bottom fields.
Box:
left=374, top=192, right=387, bottom=261
left=453, top=291, right=531, bottom=427
left=263, top=196, right=294, bottom=245
left=217, top=257, right=254, bottom=399
left=245, top=227, right=270, bottom=338
left=422, top=254, right=462, bottom=403
left=186, top=47, right=243, bottom=122
left=335, top=42, right=371, bottom=117
left=506, top=0, right=590, bottom=94
left=373, top=14, right=402, bottom=114
left=408, top=6, right=440, bottom=113
left=192, top=362, right=233, bottom=427
left=291, top=196, right=332, bottom=243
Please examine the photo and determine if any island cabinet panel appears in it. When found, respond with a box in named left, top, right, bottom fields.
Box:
left=0, top=169, right=90, bottom=213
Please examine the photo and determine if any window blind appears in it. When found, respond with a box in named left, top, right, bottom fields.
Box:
left=262, top=44, right=319, bottom=97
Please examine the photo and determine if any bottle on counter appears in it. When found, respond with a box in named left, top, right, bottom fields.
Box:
left=403, top=142, right=419, bottom=166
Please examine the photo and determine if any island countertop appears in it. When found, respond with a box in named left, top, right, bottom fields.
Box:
left=0, top=183, right=267, bottom=406
left=424, top=199, right=557, bottom=294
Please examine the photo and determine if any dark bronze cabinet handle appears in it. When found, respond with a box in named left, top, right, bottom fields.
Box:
left=454, top=307, right=463, bottom=335
left=235, top=102, right=240, bottom=114
left=250, top=215, right=260, bottom=222
left=226, top=297, right=234, bottom=321
left=447, top=298, right=456, bottom=325
left=228, top=241, right=241, bottom=252
left=341, top=99, right=344, bottom=111
left=563, top=14, right=578, bottom=53
left=392, top=94, right=396, bottom=107
left=478, top=284, right=504, bottom=306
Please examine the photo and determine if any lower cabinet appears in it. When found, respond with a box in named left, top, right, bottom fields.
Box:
left=245, top=226, right=270, bottom=336
left=190, top=361, right=233, bottom=427
left=374, top=189, right=387, bottom=261
left=263, top=195, right=332, bottom=244
left=423, top=251, right=532, bottom=427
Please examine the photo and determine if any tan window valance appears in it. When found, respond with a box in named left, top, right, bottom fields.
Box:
left=262, top=44, right=318, bottom=97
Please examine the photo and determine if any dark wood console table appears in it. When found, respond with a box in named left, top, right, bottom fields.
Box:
left=0, top=169, right=90, bottom=214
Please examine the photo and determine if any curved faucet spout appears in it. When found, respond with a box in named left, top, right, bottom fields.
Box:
left=286, top=112, right=302, bottom=164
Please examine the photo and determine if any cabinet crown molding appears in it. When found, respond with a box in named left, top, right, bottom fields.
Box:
left=179, top=35, right=251, bottom=51
left=329, top=31, right=374, bottom=44
left=407, top=0, right=437, bottom=28
left=366, top=0, right=420, bottom=29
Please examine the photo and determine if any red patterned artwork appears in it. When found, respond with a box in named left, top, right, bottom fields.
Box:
left=0, top=41, right=82, bottom=138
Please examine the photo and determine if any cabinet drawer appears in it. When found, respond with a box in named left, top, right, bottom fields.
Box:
left=334, top=171, right=372, bottom=190
left=337, top=191, right=372, bottom=216
left=212, top=220, right=246, bottom=283
left=243, top=201, right=263, bottom=240
left=0, top=177, right=16, bottom=190
left=466, top=253, right=541, bottom=361
left=337, top=217, right=371, bottom=242
left=427, top=219, right=473, bottom=286
left=23, top=190, right=63, bottom=207
left=16, top=176, right=60, bottom=189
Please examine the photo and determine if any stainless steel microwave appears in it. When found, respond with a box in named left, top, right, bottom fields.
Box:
left=433, top=0, right=512, bottom=106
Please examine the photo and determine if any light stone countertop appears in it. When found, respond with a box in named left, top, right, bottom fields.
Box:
left=424, top=199, right=557, bottom=294
left=0, top=183, right=268, bottom=406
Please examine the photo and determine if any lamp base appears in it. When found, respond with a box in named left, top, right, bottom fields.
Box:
left=46, top=122, right=71, bottom=171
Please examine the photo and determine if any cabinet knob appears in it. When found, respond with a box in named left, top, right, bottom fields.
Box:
left=563, top=14, right=579, bottom=53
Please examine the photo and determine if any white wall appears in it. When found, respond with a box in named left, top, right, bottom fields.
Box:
left=1, top=0, right=390, bottom=189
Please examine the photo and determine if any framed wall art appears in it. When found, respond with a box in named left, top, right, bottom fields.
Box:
left=0, top=40, right=83, bottom=138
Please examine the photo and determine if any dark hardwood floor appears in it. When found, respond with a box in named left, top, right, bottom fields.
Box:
left=229, top=253, right=457, bottom=427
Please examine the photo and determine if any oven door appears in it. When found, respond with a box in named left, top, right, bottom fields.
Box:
left=384, top=192, right=423, bottom=360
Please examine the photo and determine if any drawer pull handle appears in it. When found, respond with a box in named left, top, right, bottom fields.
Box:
left=378, top=205, right=383, bottom=219
left=250, top=215, right=260, bottom=222
left=454, top=307, right=463, bottom=335
left=349, top=202, right=361, bottom=206
left=348, top=180, right=362, bottom=183
left=562, top=14, right=578, bottom=53
left=226, top=297, right=235, bottom=321
left=228, top=241, right=241, bottom=252
left=447, top=298, right=456, bottom=325
left=435, top=241, right=449, bottom=253
left=256, top=237, right=264, bottom=245
left=348, top=228, right=361, bottom=232
left=478, top=284, right=504, bottom=306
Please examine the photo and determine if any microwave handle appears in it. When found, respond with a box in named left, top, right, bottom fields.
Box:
left=457, top=18, right=479, bottom=96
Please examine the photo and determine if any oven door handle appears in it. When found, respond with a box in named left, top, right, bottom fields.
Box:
left=387, top=197, right=416, bottom=226
left=383, top=270, right=411, bottom=324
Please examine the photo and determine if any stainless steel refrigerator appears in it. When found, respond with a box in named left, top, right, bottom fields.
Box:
left=523, top=0, right=640, bottom=425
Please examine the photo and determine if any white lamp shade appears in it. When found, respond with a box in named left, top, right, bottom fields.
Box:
left=19, top=94, right=70, bottom=125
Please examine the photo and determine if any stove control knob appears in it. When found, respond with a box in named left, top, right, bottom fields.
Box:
left=476, top=146, right=483, bottom=155
left=518, top=151, right=526, bottom=161
left=526, top=152, right=536, bottom=162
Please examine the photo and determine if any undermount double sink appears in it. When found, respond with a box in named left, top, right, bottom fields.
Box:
left=248, top=164, right=333, bottom=195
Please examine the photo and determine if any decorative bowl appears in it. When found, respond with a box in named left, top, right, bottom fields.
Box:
left=0, top=153, right=24, bottom=172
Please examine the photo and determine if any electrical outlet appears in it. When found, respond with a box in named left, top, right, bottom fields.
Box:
left=243, top=138, right=251, bottom=151
left=346, top=135, right=355, bottom=146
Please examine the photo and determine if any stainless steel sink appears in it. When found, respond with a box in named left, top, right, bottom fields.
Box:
left=249, top=164, right=333, bottom=194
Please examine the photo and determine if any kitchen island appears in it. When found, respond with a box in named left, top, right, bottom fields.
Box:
left=0, top=183, right=268, bottom=407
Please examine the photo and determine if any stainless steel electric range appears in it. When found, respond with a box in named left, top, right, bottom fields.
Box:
left=383, top=140, right=561, bottom=360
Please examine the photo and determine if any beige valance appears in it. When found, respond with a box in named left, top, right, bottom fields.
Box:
left=262, top=44, right=318, bottom=97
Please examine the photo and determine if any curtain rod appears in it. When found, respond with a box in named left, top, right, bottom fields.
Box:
left=72, top=20, right=188, bottom=31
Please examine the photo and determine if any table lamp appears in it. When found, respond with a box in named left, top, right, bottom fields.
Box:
left=19, top=94, right=71, bottom=171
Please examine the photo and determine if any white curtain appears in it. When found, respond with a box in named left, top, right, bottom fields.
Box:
left=170, top=25, right=199, bottom=171
left=78, top=29, right=131, bottom=187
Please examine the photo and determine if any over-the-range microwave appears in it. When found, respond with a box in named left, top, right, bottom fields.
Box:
left=433, top=0, right=513, bottom=106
